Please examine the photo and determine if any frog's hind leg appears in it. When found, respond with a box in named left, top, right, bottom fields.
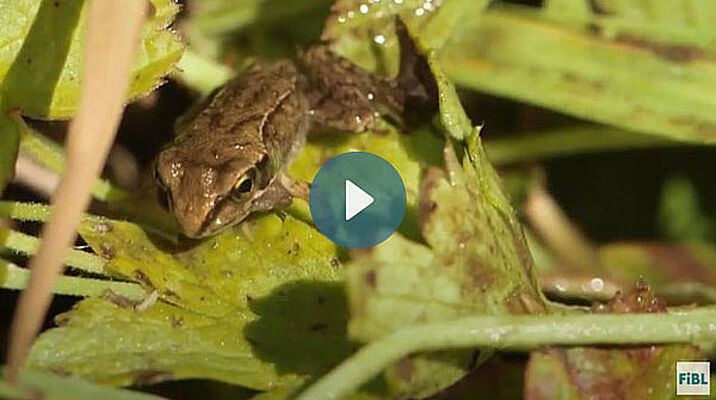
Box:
left=300, top=46, right=404, bottom=134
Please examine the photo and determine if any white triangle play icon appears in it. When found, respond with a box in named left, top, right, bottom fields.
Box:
left=345, top=180, right=374, bottom=221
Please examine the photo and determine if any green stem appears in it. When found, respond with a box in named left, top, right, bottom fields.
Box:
left=485, top=125, right=678, bottom=165
left=0, top=201, right=51, bottom=222
left=16, top=117, right=128, bottom=202
left=297, top=309, right=716, bottom=400
left=0, top=260, right=144, bottom=299
left=0, top=227, right=106, bottom=274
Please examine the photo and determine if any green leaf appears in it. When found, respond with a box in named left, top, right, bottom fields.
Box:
left=182, top=0, right=332, bottom=65
left=441, top=4, right=716, bottom=143
left=343, top=23, right=545, bottom=398
left=0, top=0, right=184, bottom=119
left=28, top=213, right=351, bottom=392
left=0, top=369, right=168, bottom=400
left=658, top=176, right=714, bottom=242
left=323, top=0, right=491, bottom=75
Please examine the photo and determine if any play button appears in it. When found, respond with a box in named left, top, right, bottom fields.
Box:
left=309, top=152, right=407, bottom=248
left=345, top=180, right=373, bottom=221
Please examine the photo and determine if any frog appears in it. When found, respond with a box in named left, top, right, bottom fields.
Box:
left=154, top=20, right=436, bottom=238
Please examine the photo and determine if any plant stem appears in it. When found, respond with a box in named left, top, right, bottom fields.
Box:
left=485, top=125, right=678, bottom=165
left=16, top=117, right=127, bottom=202
left=0, top=227, right=106, bottom=275
left=297, top=309, right=716, bottom=400
left=0, top=260, right=143, bottom=300
left=0, top=201, right=51, bottom=222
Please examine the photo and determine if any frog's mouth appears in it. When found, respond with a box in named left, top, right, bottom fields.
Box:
left=189, top=198, right=248, bottom=239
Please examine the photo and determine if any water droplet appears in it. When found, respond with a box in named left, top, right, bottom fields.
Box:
left=394, top=0, right=403, bottom=4
left=338, top=16, right=346, bottom=23
left=415, top=8, right=425, bottom=16
left=590, top=278, right=604, bottom=292
left=359, top=4, right=369, bottom=14
left=367, top=92, right=375, bottom=100
left=347, top=10, right=356, bottom=18
left=94, top=222, right=112, bottom=234
left=373, top=34, right=385, bottom=45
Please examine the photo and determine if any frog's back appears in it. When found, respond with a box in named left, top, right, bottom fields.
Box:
left=178, top=61, right=303, bottom=140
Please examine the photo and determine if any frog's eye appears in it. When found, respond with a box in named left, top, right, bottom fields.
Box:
left=236, top=178, right=253, bottom=193
left=231, top=172, right=255, bottom=201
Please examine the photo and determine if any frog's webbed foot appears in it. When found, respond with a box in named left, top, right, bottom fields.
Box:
left=280, top=174, right=310, bottom=202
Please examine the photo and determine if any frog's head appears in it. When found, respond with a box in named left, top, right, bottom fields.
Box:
left=154, top=143, right=269, bottom=238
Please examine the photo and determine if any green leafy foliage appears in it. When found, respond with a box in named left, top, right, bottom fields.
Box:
left=0, top=0, right=184, bottom=119
left=0, top=0, right=183, bottom=195
left=6, top=0, right=716, bottom=398
left=342, top=27, right=545, bottom=397
left=28, top=214, right=349, bottom=392
left=441, top=2, right=716, bottom=143
left=323, top=0, right=491, bottom=75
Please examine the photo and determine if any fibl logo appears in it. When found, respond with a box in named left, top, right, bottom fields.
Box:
left=676, top=362, right=710, bottom=396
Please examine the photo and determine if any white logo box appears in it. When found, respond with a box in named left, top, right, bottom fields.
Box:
left=676, top=361, right=710, bottom=396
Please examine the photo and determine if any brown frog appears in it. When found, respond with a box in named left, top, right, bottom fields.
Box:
left=155, top=22, right=435, bottom=238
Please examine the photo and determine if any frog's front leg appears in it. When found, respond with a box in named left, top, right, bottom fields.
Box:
left=280, top=173, right=310, bottom=201
left=250, top=173, right=309, bottom=214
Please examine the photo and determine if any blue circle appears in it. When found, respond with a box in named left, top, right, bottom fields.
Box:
left=309, top=152, right=407, bottom=248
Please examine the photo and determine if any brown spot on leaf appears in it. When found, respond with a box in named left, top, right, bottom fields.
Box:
left=467, top=256, right=492, bottom=292
left=99, top=242, right=115, bottom=259
left=418, top=167, right=444, bottom=232
left=394, top=357, right=414, bottom=381
left=103, top=290, right=141, bottom=308
left=669, top=116, right=716, bottom=139
left=170, top=315, right=184, bottom=328
left=364, top=270, right=377, bottom=288
left=615, top=34, right=704, bottom=62
left=287, top=241, right=301, bottom=255
left=133, top=270, right=155, bottom=289
left=310, top=323, right=328, bottom=332
left=330, top=257, right=341, bottom=268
